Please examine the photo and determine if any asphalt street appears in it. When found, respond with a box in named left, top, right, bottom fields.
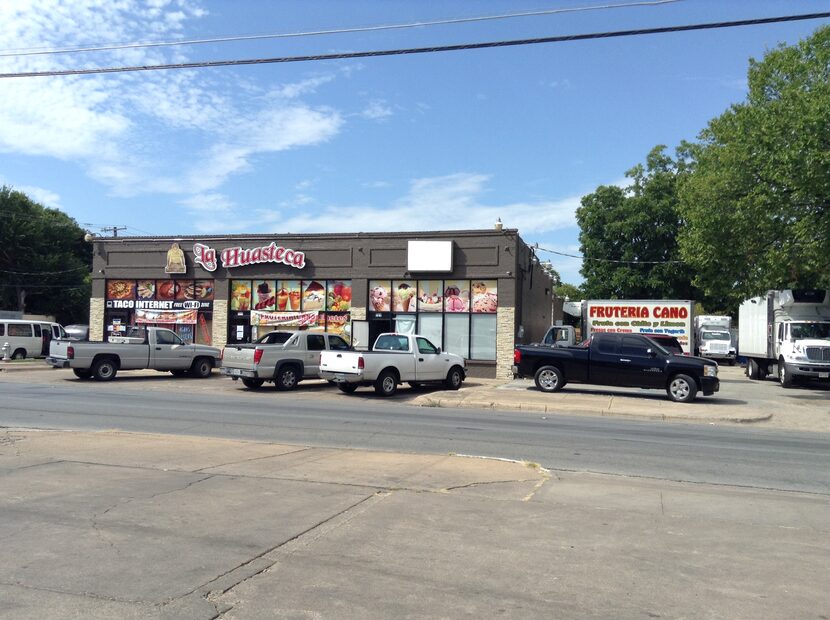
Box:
left=2, top=373, right=829, bottom=494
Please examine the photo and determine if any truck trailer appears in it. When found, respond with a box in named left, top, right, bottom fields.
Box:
left=738, top=289, right=830, bottom=387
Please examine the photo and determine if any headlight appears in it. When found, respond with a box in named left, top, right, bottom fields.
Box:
left=705, top=365, right=717, bottom=377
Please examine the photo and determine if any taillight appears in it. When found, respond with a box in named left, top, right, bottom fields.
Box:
left=67, top=346, right=75, bottom=360
left=357, top=356, right=364, bottom=369
left=513, top=349, right=521, bottom=364
left=253, top=348, right=264, bottom=364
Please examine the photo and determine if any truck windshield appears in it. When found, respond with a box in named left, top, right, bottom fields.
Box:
left=701, top=331, right=730, bottom=340
left=790, top=322, right=830, bottom=340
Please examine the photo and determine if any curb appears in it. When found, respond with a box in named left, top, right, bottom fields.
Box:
left=414, top=394, right=772, bottom=424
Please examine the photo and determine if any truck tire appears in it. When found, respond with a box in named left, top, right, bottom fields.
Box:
left=338, top=383, right=358, bottom=394
left=275, top=365, right=300, bottom=391
left=534, top=365, right=565, bottom=393
left=747, top=359, right=766, bottom=381
left=778, top=359, right=795, bottom=388
left=92, top=358, right=118, bottom=381
left=667, top=373, right=698, bottom=403
left=190, top=357, right=213, bottom=378
left=73, top=368, right=93, bottom=380
left=12, top=349, right=26, bottom=360
left=374, top=370, right=398, bottom=397
left=242, top=378, right=264, bottom=389
left=444, top=366, right=464, bottom=390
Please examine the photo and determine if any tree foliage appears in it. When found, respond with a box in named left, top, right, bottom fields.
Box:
left=576, top=146, right=699, bottom=301
left=678, top=25, right=830, bottom=305
left=0, top=186, right=91, bottom=324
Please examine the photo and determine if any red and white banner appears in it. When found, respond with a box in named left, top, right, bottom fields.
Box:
left=135, top=309, right=198, bottom=325
left=251, top=310, right=318, bottom=327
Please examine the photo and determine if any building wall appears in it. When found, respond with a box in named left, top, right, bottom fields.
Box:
left=514, top=243, right=554, bottom=346
left=88, top=229, right=533, bottom=377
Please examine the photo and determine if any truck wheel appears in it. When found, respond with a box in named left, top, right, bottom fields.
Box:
left=374, top=370, right=398, bottom=397
left=73, top=369, right=93, bottom=380
left=275, top=365, right=299, bottom=391
left=667, top=374, right=698, bottom=403
left=444, top=366, right=464, bottom=390
left=747, top=359, right=766, bottom=381
left=778, top=359, right=795, bottom=388
left=12, top=349, right=26, bottom=360
left=242, top=378, right=264, bottom=389
left=190, top=357, right=213, bottom=378
left=338, top=383, right=358, bottom=394
left=534, top=365, right=565, bottom=393
left=92, top=358, right=117, bottom=381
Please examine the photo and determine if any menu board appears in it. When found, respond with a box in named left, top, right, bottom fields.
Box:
left=327, top=280, right=352, bottom=311
left=418, top=280, right=443, bottom=312
left=392, top=280, right=417, bottom=312
left=470, top=280, right=498, bottom=313
left=368, top=280, right=391, bottom=312
left=253, top=280, right=276, bottom=311
left=444, top=280, right=470, bottom=313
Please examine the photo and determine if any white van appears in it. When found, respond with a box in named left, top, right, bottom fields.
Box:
left=0, top=319, right=67, bottom=359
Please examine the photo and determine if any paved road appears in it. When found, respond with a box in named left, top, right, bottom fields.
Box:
left=2, top=374, right=829, bottom=494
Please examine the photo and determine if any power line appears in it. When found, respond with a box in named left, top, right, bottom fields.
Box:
left=0, top=1, right=682, bottom=58
left=2, top=11, right=829, bottom=79
left=536, top=246, right=684, bottom=264
left=0, top=266, right=89, bottom=275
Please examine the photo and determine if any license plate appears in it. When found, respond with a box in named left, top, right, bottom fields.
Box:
left=820, top=372, right=829, bottom=379
left=229, top=368, right=243, bottom=377
left=335, top=373, right=346, bottom=381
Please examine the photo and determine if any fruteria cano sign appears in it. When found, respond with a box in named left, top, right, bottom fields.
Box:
left=585, top=300, right=694, bottom=352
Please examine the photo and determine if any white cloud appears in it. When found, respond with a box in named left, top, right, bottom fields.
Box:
left=16, top=184, right=63, bottom=210
left=360, top=100, right=393, bottom=120
left=0, top=1, right=345, bottom=200
left=237, top=172, right=580, bottom=235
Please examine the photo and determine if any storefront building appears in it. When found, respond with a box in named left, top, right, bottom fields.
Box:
left=87, top=228, right=553, bottom=378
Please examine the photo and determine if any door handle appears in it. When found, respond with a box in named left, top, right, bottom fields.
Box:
left=418, top=358, right=424, bottom=362
left=619, top=358, right=631, bottom=362
left=155, top=347, right=161, bottom=350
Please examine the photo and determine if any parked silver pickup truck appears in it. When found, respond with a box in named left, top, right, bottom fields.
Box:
left=319, top=333, right=466, bottom=396
left=47, top=326, right=221, bottom=381
left=220, top=330, right=352, bottom=390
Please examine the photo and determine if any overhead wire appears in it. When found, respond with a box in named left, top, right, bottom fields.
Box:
left=2, top=11, right=829, bottom=79
left=0, top=0, right=683, bottom=58
left=535, top=245, right=685, bottom=264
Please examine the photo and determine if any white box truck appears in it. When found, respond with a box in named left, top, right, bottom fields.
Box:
left=738, top=289, right=830, bottom=387
left=582, top=299, right=695, bottom=354
left=694, top=315, right=735, bottom=364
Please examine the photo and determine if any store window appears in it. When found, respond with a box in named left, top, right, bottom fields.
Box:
left=470, top=315, right=497, bottom=360
left=444, top=314, right=470, bottom=359
left=417, top=314, right=443, bottom=349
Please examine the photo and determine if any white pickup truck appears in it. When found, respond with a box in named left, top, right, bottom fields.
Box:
left=319, top=333, right=466, bottom=396
left=221, top=330, right=352, bottom=390
left=46, top=326, right=222, bottom=381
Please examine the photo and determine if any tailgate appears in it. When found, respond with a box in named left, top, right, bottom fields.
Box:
left=320, top=350, right=362, bottom=374
left=49, top=340, right=72, bottom=360
left=221, top=345, right=258, bottom=370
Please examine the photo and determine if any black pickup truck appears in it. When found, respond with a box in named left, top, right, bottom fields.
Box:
left=513, top=332, right=719, bottom=403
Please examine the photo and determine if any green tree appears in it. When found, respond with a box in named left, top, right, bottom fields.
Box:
left=678, top=25, right=830, bottom=305
left=0, top=186, right=92, bottom=324
left=554, top=283, right=582, bottom=300
left=576, top=146, right=699, bottom=300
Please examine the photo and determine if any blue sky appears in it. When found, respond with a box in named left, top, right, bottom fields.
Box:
left=2, top=0, right=829, bottom=284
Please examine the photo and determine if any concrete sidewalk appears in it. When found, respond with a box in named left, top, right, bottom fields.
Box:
left=2, top=429, right=828, bottom=619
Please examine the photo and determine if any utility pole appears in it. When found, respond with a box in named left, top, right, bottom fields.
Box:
left=100, top=226, right=128, bottom=237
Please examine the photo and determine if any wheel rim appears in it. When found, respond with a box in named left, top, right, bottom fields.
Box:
left=670, top=378, right=690, bottom=400
left=539, top=369, right=558, bottom=390
left=199, top=362, right=210, bottom=376
left=779, top=364, right=786, bottom=384
left=99, top=364, right=113, bottom=379
left=382, top=376, right=395, bottom=393
left=450, top=371, right=461, bottom=387
left=282, top=369, right=297, bottom=387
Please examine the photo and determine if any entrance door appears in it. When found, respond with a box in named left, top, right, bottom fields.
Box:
left=368, top=318, right=392, bottom=351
